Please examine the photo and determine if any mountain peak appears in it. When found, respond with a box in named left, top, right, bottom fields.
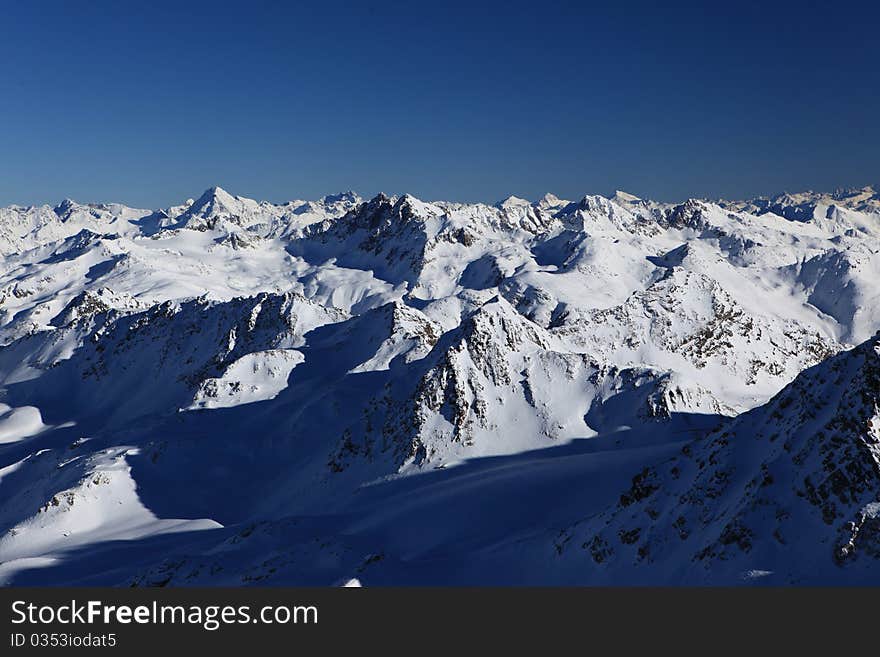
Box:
left=610, top=190, right=641, bottom=203
left=497, top=195, right=531, bottom=210
left=321, top=191, right=360, bottom=205
left=535, top=193, right=564, bottom=209
left=368, top=192, right=392, bottom=205
left=195, top=185, right=236, bottom=205
left=53, top=198, right=79, bottom=219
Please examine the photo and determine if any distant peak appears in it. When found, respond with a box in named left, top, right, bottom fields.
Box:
left=53, top=198, right=79, bottom=219
left=610, top=190, right=641, bottom=203
left=534, top=193, right=568, bottom=212
left=187, top=186, right=241, bottom=214
left=321, top=191, right=360, bottom=205
left=497, top=195, right=531, bottom=210
left=198, top=186, right=235, bottom=201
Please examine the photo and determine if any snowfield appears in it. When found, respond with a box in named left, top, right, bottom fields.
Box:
left=1, top=184, right=879, bottom=585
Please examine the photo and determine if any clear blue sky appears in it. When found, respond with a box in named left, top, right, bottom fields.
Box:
left=1, top=0, right=877, bottom=207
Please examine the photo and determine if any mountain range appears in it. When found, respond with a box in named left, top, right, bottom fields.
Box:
left=1, top=184, right=879, bottom=585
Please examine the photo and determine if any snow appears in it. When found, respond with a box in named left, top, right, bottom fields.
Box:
left=0, top=404, right=46, bottom=443
left=188, top=349, right=305, bottom=409
left=1, top=183, right=879, bottom=585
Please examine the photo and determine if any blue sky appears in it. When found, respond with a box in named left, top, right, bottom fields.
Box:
left=1, top=0, right=877, bottom=207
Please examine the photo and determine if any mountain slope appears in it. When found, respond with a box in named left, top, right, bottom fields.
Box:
left=557, top=332, right=880, bottom=584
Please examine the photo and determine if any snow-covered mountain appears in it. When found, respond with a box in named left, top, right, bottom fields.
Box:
left=558, top=331, right=880, bottom=584
left=0, top=184, right=879, bottom=585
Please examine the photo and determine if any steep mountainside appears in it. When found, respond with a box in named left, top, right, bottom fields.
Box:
left=557, top=333, right=880, bottom=584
